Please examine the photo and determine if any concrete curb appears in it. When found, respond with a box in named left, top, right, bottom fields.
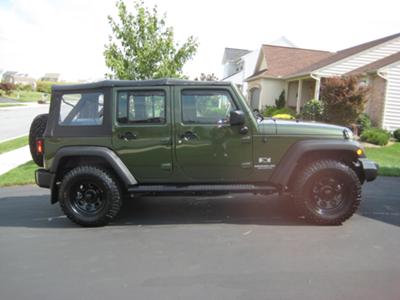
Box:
left=0, top=146, right=32, bottom=176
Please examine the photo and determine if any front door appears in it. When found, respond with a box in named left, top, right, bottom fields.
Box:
left=112, top=86, right=172, bottom=182
left=174, top=87, right=253, bottom=182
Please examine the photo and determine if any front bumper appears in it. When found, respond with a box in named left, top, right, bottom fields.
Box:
left=35, top=169, right=55, bottom=188
left=359, top=158, right=379, bottom=182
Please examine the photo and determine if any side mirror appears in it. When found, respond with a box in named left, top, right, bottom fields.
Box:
left=230, top=110, right=245, bottom=126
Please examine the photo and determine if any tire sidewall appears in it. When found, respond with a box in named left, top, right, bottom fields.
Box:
left=59, top=167, right=121, bottom=226
left=294, top=160, right=361, bottom=225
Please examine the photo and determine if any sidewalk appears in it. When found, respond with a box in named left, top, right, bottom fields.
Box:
left=0, top=146, right=31, bottom=176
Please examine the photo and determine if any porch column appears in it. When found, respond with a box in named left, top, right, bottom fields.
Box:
left=296, top=79, right=303, bottom=114
left=314, top=76, right=321, bottom=100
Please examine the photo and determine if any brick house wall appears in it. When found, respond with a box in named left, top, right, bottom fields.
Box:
left=365, top=74, right=386, bottom=127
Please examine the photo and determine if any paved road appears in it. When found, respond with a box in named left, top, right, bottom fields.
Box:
left=0, top=177, right=399, bottom=300
left=0, top=104, right=49, bottom=141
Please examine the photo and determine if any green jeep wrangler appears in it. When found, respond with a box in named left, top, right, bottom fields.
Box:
left=29, top=79, right=378, bottom=227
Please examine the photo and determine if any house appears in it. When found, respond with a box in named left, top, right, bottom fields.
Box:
left=2, top=71, right=36, bottom=89
left=246, top=45, right=332, bottom=110
left=41, top=73, right=60, bottom=82
left=240, top=32, right=400, bottom=131
left=221, top=48, right=255, bottom=95
left=221, top=37, right=296, bottom=96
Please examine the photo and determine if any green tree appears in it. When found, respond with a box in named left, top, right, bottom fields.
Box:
left=275, top=89, right=285, bottom=109
left=104, top=0, right=198, bottom=80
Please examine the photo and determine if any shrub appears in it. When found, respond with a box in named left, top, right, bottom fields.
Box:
left=320, top=76, right=369, bottom=126
left=360, top=128, right=390, bottom=146
left=275, top=90, right=285, bottom=109
left=0, top=82, right=16, bottom=95
left=36, top=81, right=57, bottom=93
left=393, top=129, right=400, bottom=142
left=301, top=99, right=324, bottom=121
left=16, top=84, right=33, bottom=92
left=356, top=113, right=372, bottom=133
left=262, top=106, right=296, bottom=118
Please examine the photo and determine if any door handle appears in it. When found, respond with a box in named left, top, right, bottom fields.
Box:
left=118, top=132, right=137, bottom=141
left=179, top=131, right=198, bottom=141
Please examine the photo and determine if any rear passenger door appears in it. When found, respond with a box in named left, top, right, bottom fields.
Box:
left=112, top=86, right=173, bottom=182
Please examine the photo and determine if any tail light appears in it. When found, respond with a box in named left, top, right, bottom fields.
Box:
left=36, top=138, right=44, bottom=155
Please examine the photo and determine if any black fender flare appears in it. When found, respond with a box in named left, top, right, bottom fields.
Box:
left=50, top=146, right=138, bottom=186
left=270, top=139, right=363, bottom=188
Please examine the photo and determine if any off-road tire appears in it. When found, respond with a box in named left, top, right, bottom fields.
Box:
left=59, top=166, right=122, bottom=227
left=29, top=113, right=48, bottom=167
left=293, top=159, right=361, bottom=225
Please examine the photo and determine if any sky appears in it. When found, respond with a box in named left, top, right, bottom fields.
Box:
left=0, top=0, right=399, bottom=81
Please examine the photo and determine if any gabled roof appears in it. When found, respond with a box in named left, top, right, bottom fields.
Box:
left=346, top=51, right=400, bottom=75
left=288, top=32, right=400, bottom=78
left=246, top=45, right=332, bottom=81
left=222, top=48, right=251, bottom=64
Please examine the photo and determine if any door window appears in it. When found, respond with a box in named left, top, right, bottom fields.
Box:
left=117, top=91, right=165, bottom=124
left=181, top=90, right=237, bottom=124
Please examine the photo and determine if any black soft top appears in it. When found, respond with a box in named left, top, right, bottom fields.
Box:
left=52, top=79, right=231, bottom=92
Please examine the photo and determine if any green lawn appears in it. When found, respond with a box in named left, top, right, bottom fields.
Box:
left=365, top=142, right=400, bottom=176
left=0, top=161, right=36, bottom=187
left=4, top=90, right=47, bottom=102
left=0, top=136, right=28, bottom=155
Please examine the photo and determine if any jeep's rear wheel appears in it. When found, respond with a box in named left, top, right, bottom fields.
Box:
left=59, top=166, right=122, bottom=227
left=293, top=160, right=361, bottom=225
left=29, top=113, right=48, bottom=167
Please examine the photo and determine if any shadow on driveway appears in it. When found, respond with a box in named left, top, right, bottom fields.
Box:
left=0, top=176, right=398, bottom=228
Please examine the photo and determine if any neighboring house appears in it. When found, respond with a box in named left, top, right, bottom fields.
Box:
left=221, top=37, right=296, bottom=97
left=221, top=48, right=254, bottom=95
left=41, top=73, right=60, bottom=82
left=246, top=45, right=332, bottom=110
left=2, top=71, right=36, bottom=89
left=241, top=32, right=400, bottom=131
left=2, top=71, right=17, bottom=83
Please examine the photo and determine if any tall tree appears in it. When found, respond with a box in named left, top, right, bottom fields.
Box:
left=104, top=0, right=198, bottom=80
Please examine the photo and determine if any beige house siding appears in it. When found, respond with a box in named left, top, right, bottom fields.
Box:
left=382, top=62, right=400, bottom=130
left=317, top=37, right=400, bottom=77
left=247, top=78, right=285, bottom=109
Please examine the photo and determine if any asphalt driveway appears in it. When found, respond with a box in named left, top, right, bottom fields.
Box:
left=0, top=177, right=399, bottom=300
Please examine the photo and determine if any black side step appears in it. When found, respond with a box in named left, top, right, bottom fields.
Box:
left=128, top=184, right=278, bottom=195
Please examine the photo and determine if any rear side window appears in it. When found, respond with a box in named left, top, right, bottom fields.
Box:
left=181, top=90, right=236, bottom=124
left=59, top=92, right=104, bottom=126
left=117, top=91, right=165, bottom=124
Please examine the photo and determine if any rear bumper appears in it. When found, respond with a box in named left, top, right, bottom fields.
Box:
left=359, top=158, right=379, bottom=182
left=35, top=169, right=55, bottom=188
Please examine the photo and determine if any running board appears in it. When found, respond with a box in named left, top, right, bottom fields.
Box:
left=128, top=184, right=278, bottom=195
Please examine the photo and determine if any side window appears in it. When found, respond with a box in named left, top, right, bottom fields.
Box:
left=59, top=92, right=104, bottom=126
left=181, top=90, right=237, bottom=124
left=117, top=91, right=165, bottom=124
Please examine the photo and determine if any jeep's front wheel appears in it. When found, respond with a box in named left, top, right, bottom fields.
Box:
left=293, top=160, right=361, bottom=225
left=59, top=166, right=122, bottom=227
